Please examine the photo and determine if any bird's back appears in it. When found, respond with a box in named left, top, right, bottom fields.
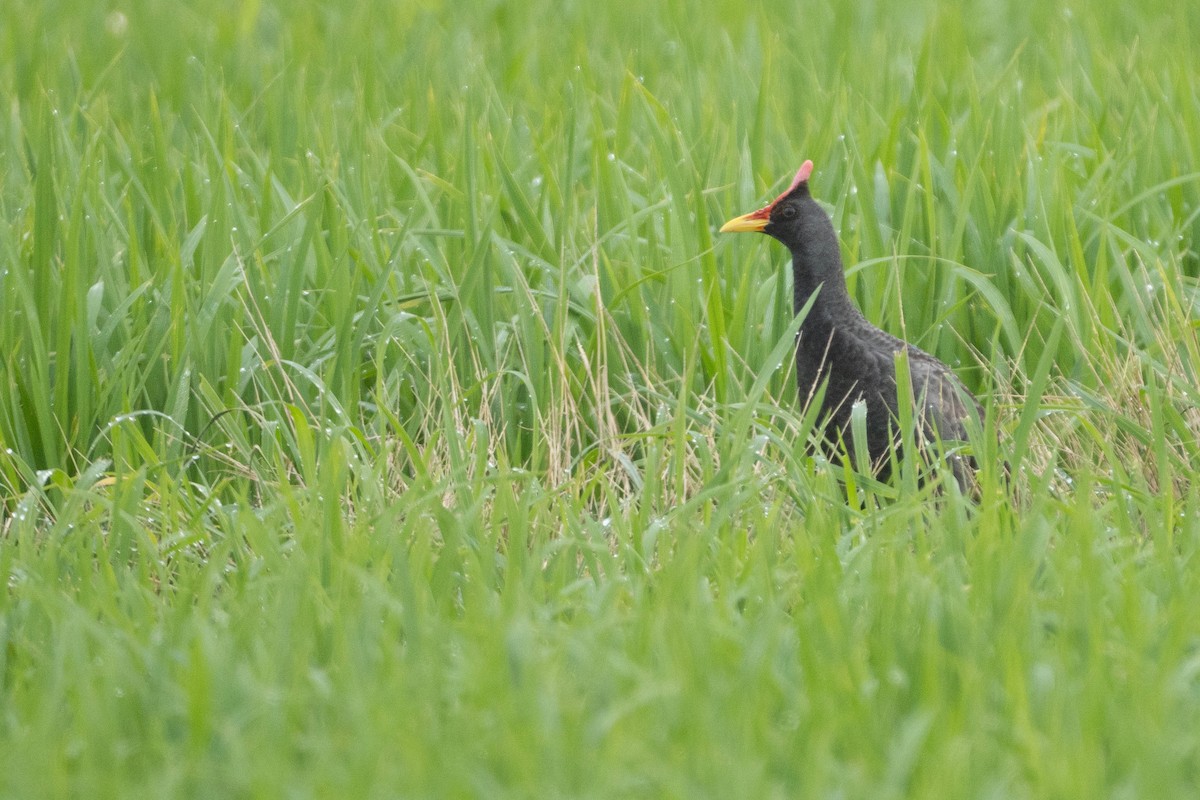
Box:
left=799, top=321, right=982, bottom=488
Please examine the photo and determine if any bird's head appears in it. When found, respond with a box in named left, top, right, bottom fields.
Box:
left=719, top=160, right=816, bottom=245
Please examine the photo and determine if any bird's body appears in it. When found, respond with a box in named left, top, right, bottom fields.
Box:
left=721, top=160, right=982, bottom=489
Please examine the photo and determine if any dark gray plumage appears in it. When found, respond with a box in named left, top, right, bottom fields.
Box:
left=721, top=160, right=982, bottom=490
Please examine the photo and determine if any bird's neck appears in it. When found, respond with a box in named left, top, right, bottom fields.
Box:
left=791, top=240, right=861, bottom=338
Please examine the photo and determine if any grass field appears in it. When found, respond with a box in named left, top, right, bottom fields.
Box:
left=2, top=0, right=1200, bottom=796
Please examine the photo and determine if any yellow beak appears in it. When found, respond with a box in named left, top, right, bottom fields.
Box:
left=719, top=209, right=770, bottom=233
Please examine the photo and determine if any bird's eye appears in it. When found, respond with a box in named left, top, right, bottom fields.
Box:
left=778, top=205, right=798, bottom=220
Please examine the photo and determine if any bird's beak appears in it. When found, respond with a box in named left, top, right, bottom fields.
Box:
left=719, top=206, right=771, bottom=233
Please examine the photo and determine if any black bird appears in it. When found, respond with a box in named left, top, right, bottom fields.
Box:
left=720, top=160, right=982, bottom=490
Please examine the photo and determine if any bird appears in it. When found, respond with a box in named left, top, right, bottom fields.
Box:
left=720, top=159, right=982, bottom=491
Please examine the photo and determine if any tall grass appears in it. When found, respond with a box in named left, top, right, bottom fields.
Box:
left=2, top=0, right=1199, bottom=796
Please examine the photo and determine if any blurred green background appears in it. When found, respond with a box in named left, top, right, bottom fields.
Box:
left=2, top=0, right=1199, bottom=797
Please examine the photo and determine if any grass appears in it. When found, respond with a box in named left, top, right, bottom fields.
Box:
left=2, top=0, right=1200, bottom=796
